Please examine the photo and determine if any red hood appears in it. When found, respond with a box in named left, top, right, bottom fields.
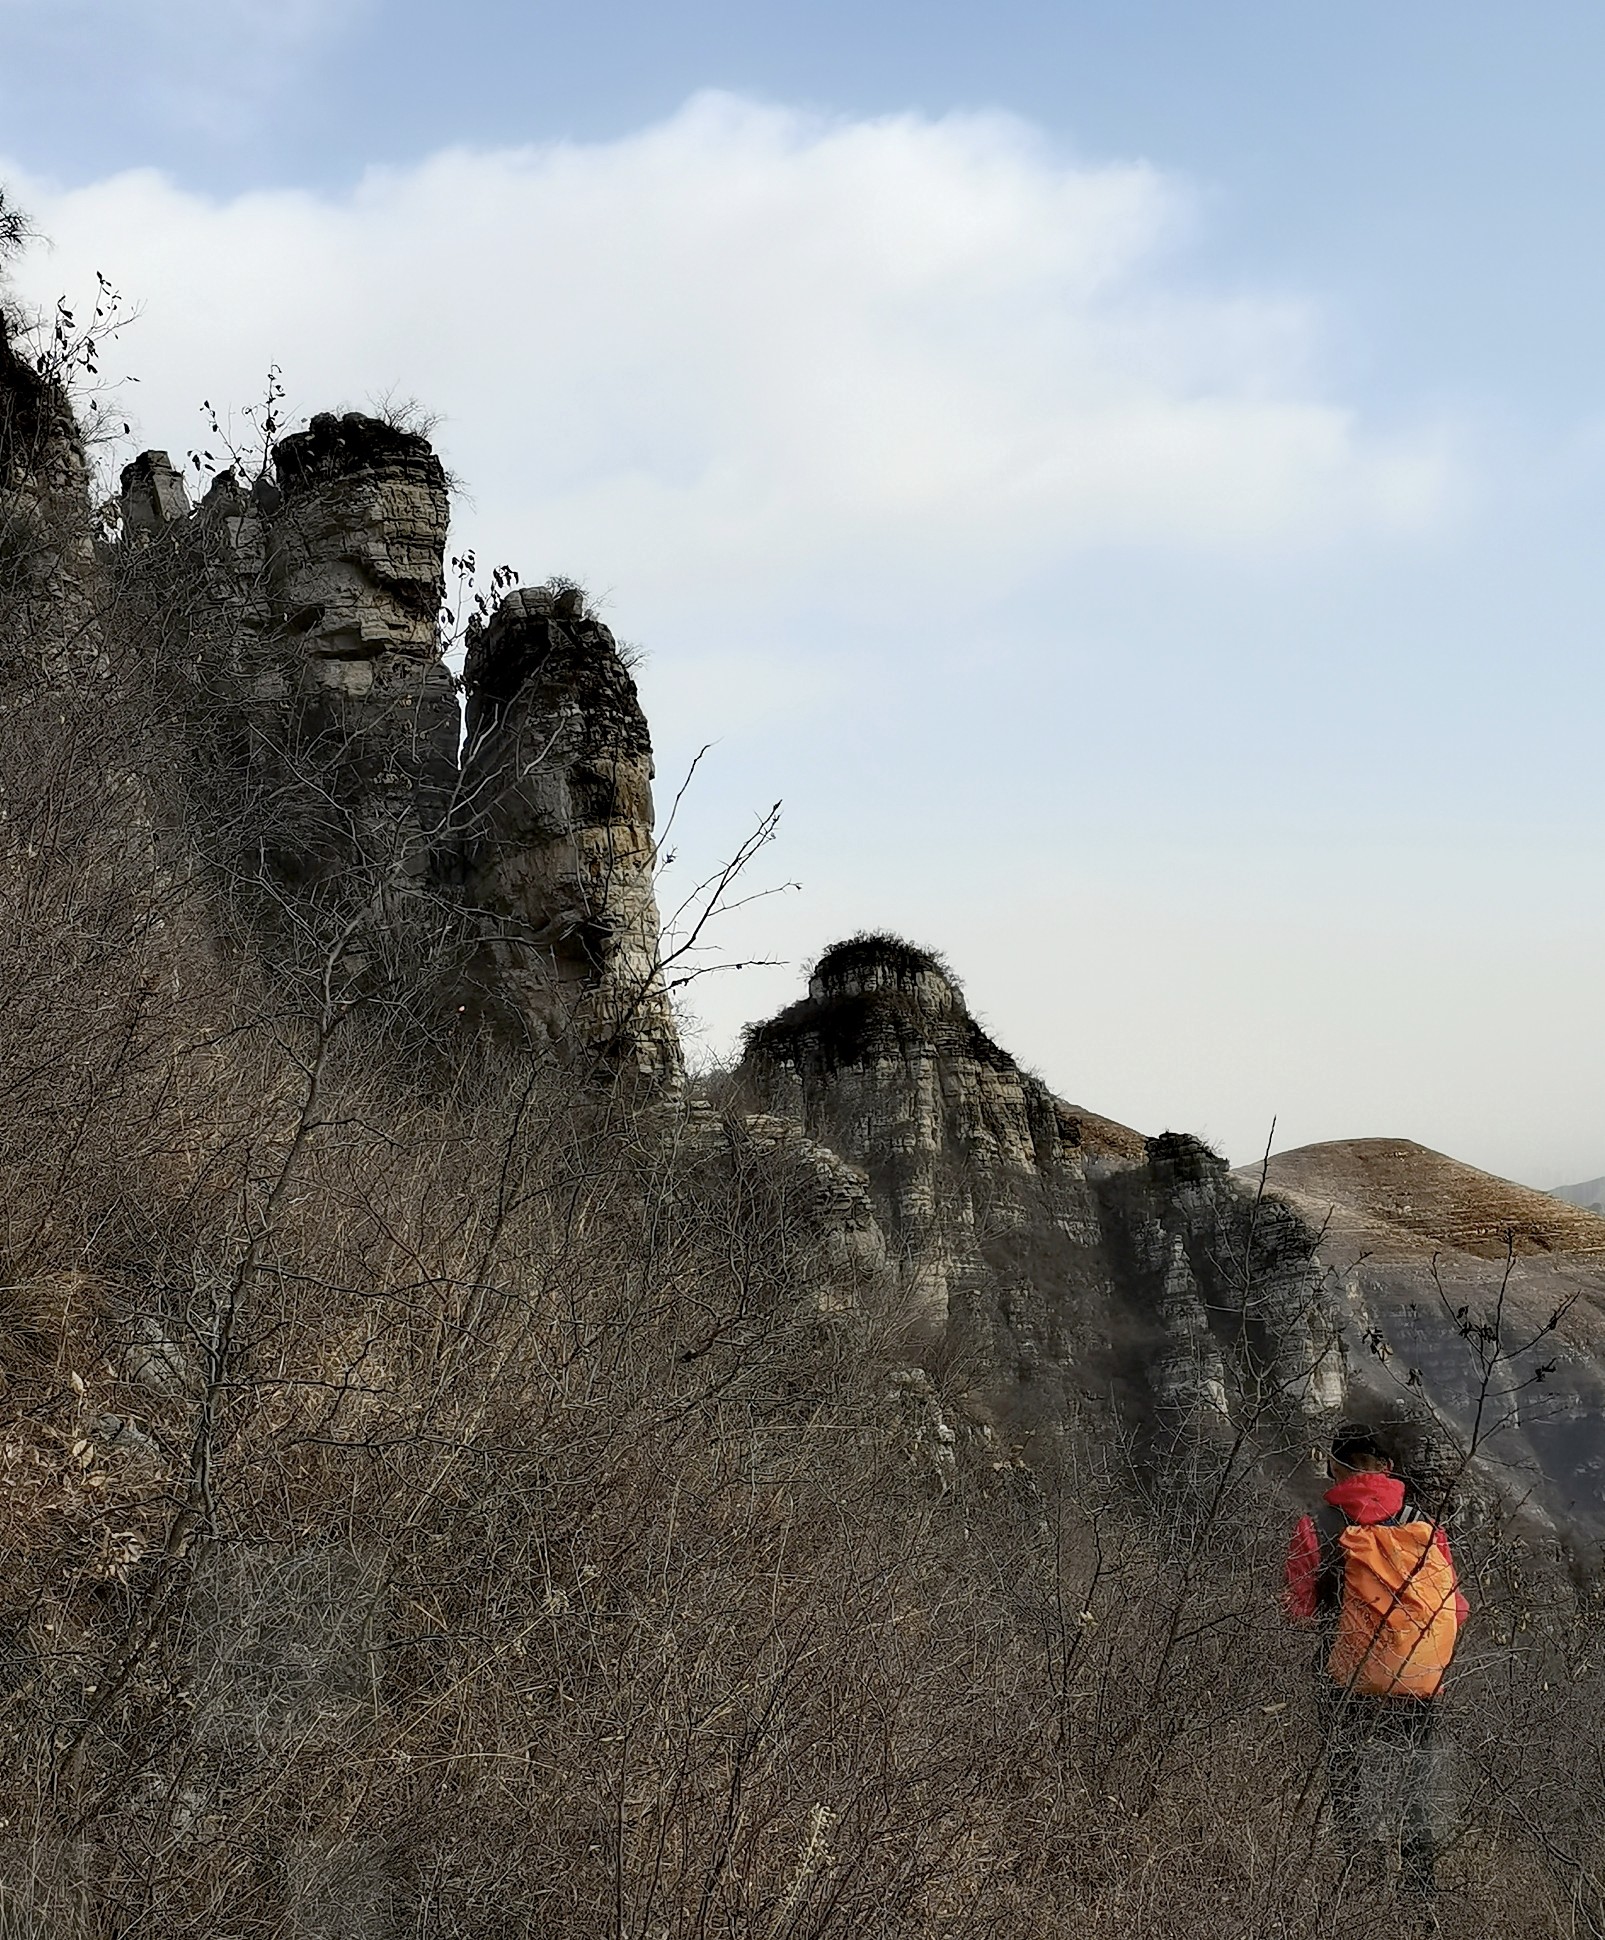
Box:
left=1324, top=1472, right=1407, bottom=1524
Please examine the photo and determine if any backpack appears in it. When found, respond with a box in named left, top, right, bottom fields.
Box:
left=1325, top=1509, right=1460, bottom=1699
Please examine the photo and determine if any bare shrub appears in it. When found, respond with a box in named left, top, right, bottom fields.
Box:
left=2, top=298, right=1604, bottom=1940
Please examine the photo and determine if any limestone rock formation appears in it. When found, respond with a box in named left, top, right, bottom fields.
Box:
left=258, top=412, right=459, bottom=889
left=118, top=448, right=190, bottom=541
left=35, top=364, right=1601, bottom=1547
left=0, top=310, right=96, bottom=669
left=457, top=583, right=681, bottom=1082
left=113, top=416, right=459, bottom=917
left=106, top=419, right=681, bottom=1079
left=739, top=936, right=1346, bottom=1438
left=739, top=936, right=1142, bottom=1322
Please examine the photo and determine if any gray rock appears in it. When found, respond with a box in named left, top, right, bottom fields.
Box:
left=456, top=582, right=681, bottom=1082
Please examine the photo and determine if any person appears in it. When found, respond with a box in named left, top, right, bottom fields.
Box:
left=1284, top=1423, right=1469, bottom=1905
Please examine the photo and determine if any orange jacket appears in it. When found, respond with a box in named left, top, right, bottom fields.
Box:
left=1284, top=1471, right=1469, bottom=1628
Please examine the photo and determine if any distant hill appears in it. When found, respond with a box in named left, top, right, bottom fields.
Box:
left=1554, top=1176, right=1605, bottom=1215
left=1255, top=1137, right=1605, bottom=1260
left=1239, top=1138, right=1605, bottom=1543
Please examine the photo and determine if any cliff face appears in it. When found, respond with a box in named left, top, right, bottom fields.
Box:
left=119, top=416, right=458, bottom=902
left=738, top=936, right=1346, bottom=1441
left=12, top=276, right=1605, bottom=1940
left=0, top=311, right=96, bottom=671
left=738, top=940, right=1605, bottom=1539
left=458, top=585, right=680, bottom=1081
left=736, top=935, right=1605, bottom=1549
left=108, top=420, right=678, bottom=1078
left=1247, top=1141, right=1605, bottom=1542
left=260, top=412, right=460, bottom=888
left=24, top=372, right=1599, bottom=1536
left=739, top=937, right=1141, bottom=1323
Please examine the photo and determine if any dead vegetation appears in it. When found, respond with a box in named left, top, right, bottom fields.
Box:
left=2, top=302, right=1605, bottom=1940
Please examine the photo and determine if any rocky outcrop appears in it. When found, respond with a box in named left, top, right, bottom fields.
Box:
left=739, top=936, right=1143, bottom=1326
left=113, top=417, right=459, bottom=916
left=739, top=936, right=1346, bottom=1439
left=108, top=421, right=681, bottom=1078
left=257, top=412, right=459, bottom=893
left=119, top=448, right=190, bottom=542
left=63, top=384, right=1604, bottom=1548
left=0, top=309, right=96, bottom=671
left=457, top=583, right=680, bottom=1082
left=1246, top=1141, right=1605, bottom=1543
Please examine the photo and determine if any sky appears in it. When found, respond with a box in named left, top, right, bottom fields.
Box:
left=1, top=1, right=1602, bottom=1187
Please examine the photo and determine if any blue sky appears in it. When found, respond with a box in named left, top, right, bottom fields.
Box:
left=3, top=1, right=1603, bottom=1184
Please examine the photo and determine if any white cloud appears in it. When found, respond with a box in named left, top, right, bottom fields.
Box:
left=4, top=92, right=1452, bottom=632
left=14, top=100, right=1596, bottom=1186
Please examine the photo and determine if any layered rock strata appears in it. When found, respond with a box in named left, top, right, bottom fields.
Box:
left=114, top=417, right=458, bottom=914
left=457, top=583, right=680, bottom=1082
left=108, top=420, right=680, bottom=1078
left=740, top=936, right=1141, bottom=1321
left=0, top=310, right=96, bottom=670
left=739, top=937, right=1347, bottom=1438
left=257, top=413, right=459, bottom=892
left=1246, top=1141, right=1605, bottom=1543
left=119, top=448, right=190, bottom=542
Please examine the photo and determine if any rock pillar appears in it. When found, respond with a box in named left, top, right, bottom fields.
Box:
left=259, top=412, right=458, bottom=891
left=119, top=450, right=191, bottom=542
left=458, top=584, right=681, bottom=1083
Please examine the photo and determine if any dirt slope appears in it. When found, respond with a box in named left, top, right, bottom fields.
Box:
left=1249, top=1138, right=1605, bottom=1262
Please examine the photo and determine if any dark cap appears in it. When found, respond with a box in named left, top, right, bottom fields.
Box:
left=1330, top=1422, right=1391, bottom=1468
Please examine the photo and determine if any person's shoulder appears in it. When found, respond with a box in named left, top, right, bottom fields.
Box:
left=1311, top=1499, right=1347, bottom=1539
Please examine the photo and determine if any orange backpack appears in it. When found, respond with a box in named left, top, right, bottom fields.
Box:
left=1327, top=1518, right=1460, bottom=1699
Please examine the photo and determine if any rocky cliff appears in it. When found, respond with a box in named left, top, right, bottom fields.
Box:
left=103, top=417, right=679, bottom=1076
left=458, top=584, right=680, bottom=1080
left=257, top=411, right=461, bottom=891
left=738, top=935, right=1346, bottom=1448
left=0, top=308, right=96, bottom=670
left=10, top=243, right=1605, bottom=1940
left=10, top=349, right=1596, bottom=1534
left=737, top=941, right=1605, bottom=1542
left=1246, top=1140, right=1605, bottom=1543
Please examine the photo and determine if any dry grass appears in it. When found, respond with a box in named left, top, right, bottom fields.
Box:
left=1, top=356, right=1603, bottom=1940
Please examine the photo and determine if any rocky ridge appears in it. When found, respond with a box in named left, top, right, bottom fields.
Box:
left=109, top=416, right=679, bottom=1079
left=738, top=936, right=1346, bottom=1443
left=11, top=341, right=1597, bottom=1537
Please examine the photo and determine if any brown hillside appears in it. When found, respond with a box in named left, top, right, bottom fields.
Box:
left=1249, top=1138, right=1605, bottom=1260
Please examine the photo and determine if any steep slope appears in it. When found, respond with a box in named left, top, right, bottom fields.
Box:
left=7, top=275, right=1605, bottom=1932
left=1243, top=1140, right=1605, bottom=1542
left=739, top=936, right=1344, bottom=1437
left=1259, top=1138, right=1605, bottom=1261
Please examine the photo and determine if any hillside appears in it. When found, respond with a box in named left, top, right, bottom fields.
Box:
left=1240, top=1138, right=1605, bottom=1544
left=1255, top=1137, right=1605, bottom=1261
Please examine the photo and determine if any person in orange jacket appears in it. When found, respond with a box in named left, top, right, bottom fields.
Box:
left=1284, top=1423, right=1468, bottom=1904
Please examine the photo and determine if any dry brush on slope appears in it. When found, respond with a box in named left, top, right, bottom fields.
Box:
left=5, top=265, right=1605, bottom=1938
